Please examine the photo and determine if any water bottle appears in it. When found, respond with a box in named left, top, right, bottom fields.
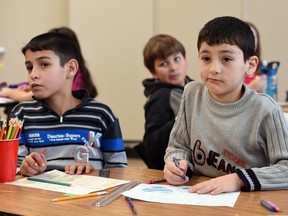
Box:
left=260, top=61, right=280, bottom=101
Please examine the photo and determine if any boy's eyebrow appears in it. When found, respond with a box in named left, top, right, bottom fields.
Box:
left=25, top=56, right=52, bottom=64
left=199, top=49, right=237, bottom=55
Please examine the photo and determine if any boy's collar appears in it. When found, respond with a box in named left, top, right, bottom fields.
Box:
left=32, top=89, right=92, bottom=105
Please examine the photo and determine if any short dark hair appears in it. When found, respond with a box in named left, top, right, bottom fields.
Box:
left=22, top=32, right=80, bottom=67
left=143, top=34, right=186, bottom=73
left=197, top=16, right=255, bottom=61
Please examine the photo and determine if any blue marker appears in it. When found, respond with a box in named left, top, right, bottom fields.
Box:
left=172, top=157, right=186, bottom=180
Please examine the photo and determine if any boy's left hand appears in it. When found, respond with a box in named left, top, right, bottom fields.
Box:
left=189, top=173, right=244, bottom=195
left=65, top=162, right=94, bottom=175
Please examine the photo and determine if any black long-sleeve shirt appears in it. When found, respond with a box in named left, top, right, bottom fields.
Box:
left=135, top=77, right=192, bottom=169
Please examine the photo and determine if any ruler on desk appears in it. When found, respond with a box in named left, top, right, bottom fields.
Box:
left=99, top=169, right=110, bottom=178
left=92, top=180, right=141, bottom=207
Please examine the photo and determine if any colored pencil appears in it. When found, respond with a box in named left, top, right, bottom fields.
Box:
left=34, top=148, right=47, bottom=166
left=51, top=191, right=107, bottom=202
left=41, top=148, right=47, bottom=155
left=27, top=177, right=72, bottom=186
left=146, top=178, right=167, bottom=184
left=0, top=124, right=5, bottom=140
left=126, top=197, right=137, bottom=215
left=6, top=121, right=13, bottom=139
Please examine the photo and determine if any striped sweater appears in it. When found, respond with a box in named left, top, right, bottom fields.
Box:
left=11, top=90, right=127, bottom=171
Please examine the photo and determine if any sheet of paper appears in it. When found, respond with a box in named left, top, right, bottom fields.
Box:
left=122, top=183, right=240, bottom=207
left=7, top=169, right=129, bottom=195
left=0, top=96, right=15, bottom=104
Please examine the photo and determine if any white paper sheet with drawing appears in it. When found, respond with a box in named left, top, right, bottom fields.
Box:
left=122, top=183, right=240, bottom=207
left=7, top=169, right=129, bottom=195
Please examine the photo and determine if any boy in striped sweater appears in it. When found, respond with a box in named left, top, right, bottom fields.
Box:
left=11, top=32, right=127, bottom=177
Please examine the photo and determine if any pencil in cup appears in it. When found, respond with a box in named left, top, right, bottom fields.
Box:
left=12, top=119, right=24, bottom=139
left=0, top=119, right=6, bottom=140
left=51, top=191, right=108, bottom=202
left=6, top=118, right=14, bottom=139
left=0, top=118, right=23, bottom=140
left=7, top=118, right=21, bottom=140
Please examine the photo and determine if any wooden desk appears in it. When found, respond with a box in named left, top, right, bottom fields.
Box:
left=0, top=168, right=287, bottom=216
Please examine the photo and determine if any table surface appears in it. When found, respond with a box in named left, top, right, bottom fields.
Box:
left=0, top=167, right=287, bottom=216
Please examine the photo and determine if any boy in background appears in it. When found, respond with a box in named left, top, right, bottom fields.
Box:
left=11, top=32, right=127, bottom=177
left=135, top=34, right=192, bottom=169
left=164, top=16, right=288, bottom=194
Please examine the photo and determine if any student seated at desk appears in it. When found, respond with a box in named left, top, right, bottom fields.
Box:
left=164, top=16, right=288, bottom=194
left=10, top=32, right=127, bottom=177
left=134, top=34, right=193, bottom=170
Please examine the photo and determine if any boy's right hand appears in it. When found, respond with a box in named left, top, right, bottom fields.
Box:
left=20, top=152, right=47, bottom=176
left=163, top=159, right=188, bottom=185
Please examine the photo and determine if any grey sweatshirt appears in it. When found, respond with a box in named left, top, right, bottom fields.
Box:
left=165, top=81, right=288, bottom=191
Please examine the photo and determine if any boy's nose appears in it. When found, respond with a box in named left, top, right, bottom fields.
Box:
left=209, top=61, right=221, bottom=74
left=29, top=69, right=40, bottom=80
left=169, top=62, right=177, bottom=71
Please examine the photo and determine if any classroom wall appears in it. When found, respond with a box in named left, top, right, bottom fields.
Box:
left=0, top=0, right=69, bottom=79
left=0, top=0, right=288, bottom=140
left=68, top=0, right=153, bottom=141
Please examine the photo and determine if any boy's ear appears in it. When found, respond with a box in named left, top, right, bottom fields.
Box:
left=246, top=56, right=259, bottom=76
left=66, top=59, right=79, bottom=79
left=152, top=73, right=158, bottom=79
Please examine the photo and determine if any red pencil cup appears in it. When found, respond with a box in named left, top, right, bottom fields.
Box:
left=0, top=138, right=19, bottom=182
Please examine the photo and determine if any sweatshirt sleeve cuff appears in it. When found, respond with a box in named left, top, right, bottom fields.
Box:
left=235, top=169, right=261, bottom=192
left=186, top=166, right=193, bottom=178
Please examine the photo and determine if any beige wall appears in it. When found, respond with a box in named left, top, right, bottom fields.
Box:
left=0, top=0, right=288, bottom=140
left=0, top=0, right=68, bottom=82
left=68, top=0, right=153, bottom=141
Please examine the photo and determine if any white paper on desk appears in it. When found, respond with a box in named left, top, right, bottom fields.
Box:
left=7, top=169, right=129, bottom=195
left=122, top=183, right=240, bottom=207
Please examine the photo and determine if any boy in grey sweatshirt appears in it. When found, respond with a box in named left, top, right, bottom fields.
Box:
left=164, top=16, right=288, bottom=194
